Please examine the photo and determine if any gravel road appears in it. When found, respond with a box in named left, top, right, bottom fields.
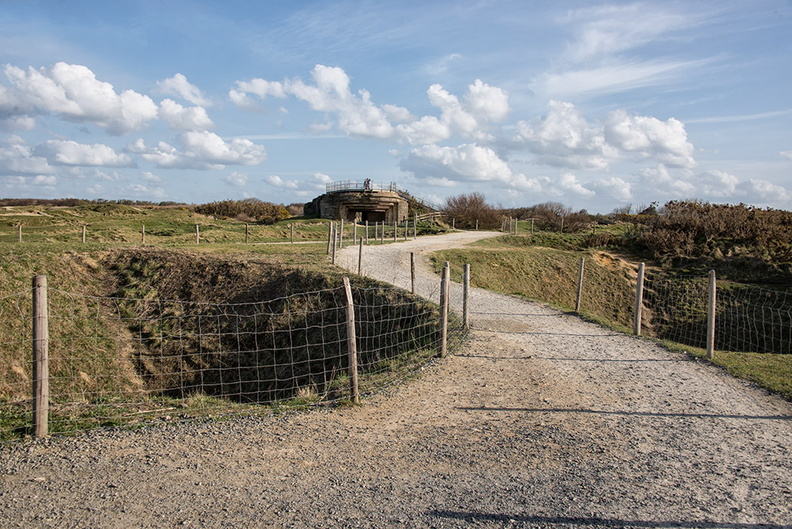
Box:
left=2, top=231, right=791, bottom=528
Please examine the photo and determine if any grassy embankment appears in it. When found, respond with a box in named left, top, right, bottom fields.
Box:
left=0, top=204, right=443, bottom=439
left=431, top=225, right=792, bottom=400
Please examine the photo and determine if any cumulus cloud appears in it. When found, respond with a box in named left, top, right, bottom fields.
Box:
left=222, top=171, right=248, bottom=187
left=265, top=175, right=299, bottom=189
left=737, top=179, right=790, bottom=203
left=781, top=150, right=792, bottom=161
left=141, top=171, right=162, bottom=183
left=514, top=100, right=616, bottom=169
left=159, top=99, right=214, bottom=130
left=156, top=73, right=211, bottom=106
left=400, top=143, right=513, bottom=183
left=604, top=110, right=695, bottom=168
left=2, top=62, right=158, bottom=134
left=231, top=66, right=508, bottom=144
left=0, top=136, right=54, bottom=175
left=697, top=170, right=739, bottom=197
left=128, top=132, right=266, bottom=169
left=514, top=101, right=696, bottom=170
left=33, top=140, right=135, bottom=167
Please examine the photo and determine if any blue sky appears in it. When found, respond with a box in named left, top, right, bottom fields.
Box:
left=1, top=0, right=790, bottom=213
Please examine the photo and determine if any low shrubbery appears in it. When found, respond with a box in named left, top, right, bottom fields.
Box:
left=193, top=199, right=290, bottom=224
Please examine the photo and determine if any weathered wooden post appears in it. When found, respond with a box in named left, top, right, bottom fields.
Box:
left=331, top=223, right=337, bottom=265
left=439, top=262, right=450, bottom=357
left=414, top=214, right=418, bottom=239
left=707, top=270, right=717, bottom=360
left=393, top=219, right=397, bottom=242
left=342, top=277, right=359, bottom=404
left=410, top=252, right=416, bottom=295
left=365, top=220, right=369, bottom=245
left=141, top=224, right=145, bottom=244
left=81, top=225, right=86, bottom=244
left=633, top=263, right=645, bottom=335
left=339, top=219, right=344, bottom=249
left=380, top=221, right=384, bottom=244
left=327, top=222, right=333, bottom=254
left=353, top=222, right=357, bottom=245
left=463, top=263, right=470, bottom=330
left=195, top=224, right=200, bottom=244
left=575, top=257, right=585, bottom=313
left=290, top=223, right=294, bottom=244
left=357, top=237, right=363, bottom=276
left=32, top=275, right=49, bottom=438
left=475, top=219, right=479, bottom=230
left=245, top=224, right=250, bottom=244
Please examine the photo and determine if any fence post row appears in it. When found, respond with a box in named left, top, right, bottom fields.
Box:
left=32, top=275, right=49, bottom=438
left=342, top=277, right=360, bottom=404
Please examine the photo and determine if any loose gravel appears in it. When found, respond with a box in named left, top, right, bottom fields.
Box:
left=2, top=231, right=791, bottom=528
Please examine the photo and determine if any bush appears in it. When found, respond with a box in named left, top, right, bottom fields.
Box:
left=444, top=192, right=499, bottom=229
left=194, top=199, right=290, bottom=224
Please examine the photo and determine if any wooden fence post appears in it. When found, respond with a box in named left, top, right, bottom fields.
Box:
left=463, top=263, right=470, bottom=330
left=17, top=224, right=22, bottom=243
left=331, top=223, right=337, bottom=265
left=634, top=263, right=645, bottom=335
left=82, top=225, right=86, bottom=244
left=575, top=257, right=585, bottom=313
left=32, top=275, right=49, bottom=438
left=439, top=262, right=450, bottom=357
left=707, top=270, right=717, bottom=360
left=290, top=223, right=294, bottom=244
left=357, top=237, right=363, bottom=276
left=342, top=277, right=359, bottom=404
left=365, top=221, right=369, bottom=245
left=414, top=214, right=418, bottom=239
left=410, top=252, right=416, bottom=295
left=393, top=219, right=397, bottom=242
left=339, top=219, right=344, bottom=249
left=245, top=224, right=250, bottom=244
left=195, top=224, right=200, bottom=244
left=141, top=224, right=145, bottom=244
left=327, top=222, right=333, bottom=254
left=353, top=222, right=357, bottom=245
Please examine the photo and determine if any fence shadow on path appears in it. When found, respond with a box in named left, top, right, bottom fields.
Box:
left=456, top=406, right=792, bottom=422
left=428, top=510, right=792, bottom=529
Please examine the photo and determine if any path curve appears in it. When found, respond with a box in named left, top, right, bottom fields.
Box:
left=1, top=231, right=790, bottom=528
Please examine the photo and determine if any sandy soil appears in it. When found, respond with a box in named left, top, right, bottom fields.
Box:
left=1, top=231, right=790, bottom=528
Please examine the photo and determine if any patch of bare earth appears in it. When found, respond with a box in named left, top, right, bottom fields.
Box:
left=1, top=231, right=790, bottom=528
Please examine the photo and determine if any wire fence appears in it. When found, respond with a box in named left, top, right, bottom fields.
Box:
left=1, top=279, right=464, bottom=442
left=643, top=274, right=792, bottom=354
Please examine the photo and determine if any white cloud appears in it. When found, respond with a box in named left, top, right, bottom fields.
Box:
left=558, top=172, right=595, bottom=196
left=129, top=132, right=266, bottom=169
left=590, top=176, right=633, bottom=202
left=781, top=150, right=792, bottom=161
left=604, top=110, right=696, bottom=168
left=638, top=164, right=696, bottom=197
left=141, top=171, right=162, bottom=183
left=159, top=99, right=214, bottom=130
left=697, top=170, right=739, bottom=197
left=126, top=183, right=166, bottom=199
left=33, top=139, right=135, bottom=167
left=222, top=171, right=248, bottom=187
left=514, top=101, right=696, bottom=170
left=156, top=73, right=211, bottom=106
left=737, top=179, right=790, bottom=203
left=0, top=135, right=54, bottom=175
left=265, top=174, right=299, bottom=189
left=2, top=62, right=158, bottom=134
left=400, top=143, right=513, bottom=183
left=514, top=100, right=616, bottom=169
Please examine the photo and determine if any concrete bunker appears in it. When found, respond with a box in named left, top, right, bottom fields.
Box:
left=304, top=181, right=409, bottom=223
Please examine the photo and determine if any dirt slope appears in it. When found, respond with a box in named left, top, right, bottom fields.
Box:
left=1, top=231, right=790, bottom=528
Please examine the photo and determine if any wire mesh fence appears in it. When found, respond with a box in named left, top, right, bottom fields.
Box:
left=1, top=279, right=463, bottom=442
left=642, top=273, right=792, bottom=355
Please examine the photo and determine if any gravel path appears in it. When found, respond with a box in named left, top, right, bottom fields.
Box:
left=2, top=231, right=791, bottom=528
